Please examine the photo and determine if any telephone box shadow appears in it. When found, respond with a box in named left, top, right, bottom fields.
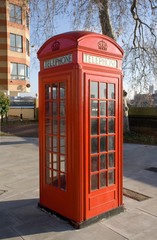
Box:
left=0, top=198, right=73, bottom=239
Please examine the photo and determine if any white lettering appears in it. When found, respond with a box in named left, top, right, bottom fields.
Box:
left=83, top=54, right=117, bottom=68
left=44, top=54, right=72, bottom=69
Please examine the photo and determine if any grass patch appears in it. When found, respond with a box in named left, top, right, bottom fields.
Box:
left=124, top=131, right=157, bottom=145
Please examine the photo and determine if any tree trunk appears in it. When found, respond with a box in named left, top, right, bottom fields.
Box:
left=98, top=0, right=115, bottom=39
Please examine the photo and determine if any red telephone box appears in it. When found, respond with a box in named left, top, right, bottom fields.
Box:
left=37, top=31, right=124, bottom=227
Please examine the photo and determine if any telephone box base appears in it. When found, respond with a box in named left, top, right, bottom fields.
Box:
left=38, top=203, right=124, bottom=229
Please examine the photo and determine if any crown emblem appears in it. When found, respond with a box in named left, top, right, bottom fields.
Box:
left=52, top=41, right=60, bottom=51
left=97, top=40, right=107, bottom=51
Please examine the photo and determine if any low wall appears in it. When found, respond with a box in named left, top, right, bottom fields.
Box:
left=8, top=107, right=37, bottom=120
left=129, top=107, right=157, bottom=129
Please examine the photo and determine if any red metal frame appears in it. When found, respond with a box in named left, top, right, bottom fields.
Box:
left=38, top=31, right=123, bottom=225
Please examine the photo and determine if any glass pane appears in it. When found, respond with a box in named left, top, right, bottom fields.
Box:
left=91, top=138, right=98, bottom=153
left=100, top=136, right=107, bottom=152
left=100, top=118, right=106, bottom=134
left=60, top=161, right=66, bottom=172
left=91, top=119, right=98, bottom=135
left=100, top=172, right=107, bottom=188
left=91, top=156, right=98, bottom=172
left=15, top=6, right=22, bottom=23
left=16, top=35, right=22, bottom=48
left=60, top=155, right=66, bottom=161
left=18, top=64, right=24, bottom=76
left=108, top=84, right=115, bottom=99
left=46, top=169, right=52, bottom=184
left=46, top=136, right=51, bottom=150
left=91, top=100, right=98, bottom=116
left=60, top=82, right=66, bottom=99
left=45, top=102, right=51, bottom=116
left=108, top=101, right=115, bottom=116
left=52, top=83, right=58, bottom=99
left=108, top=136, right=115, bottom=150
left=53, top=153, right=58, bottom=162
left=100, top=101, right=106, bottom=116
left=53, top=161, right=58, bottom=170
left=109, top=153, right=115, bottom=168
left=53, top=119, right=58, bottom=134
left=53, top=102, right=58, bottom=116
left=60, top=119, right=66, bottom=135
left=100, top=154, right=106, bottom=169
left=46, top=151, right=52, bottom=168
left=60, top=173, right=66, bottom=190
left=52, top=171, right=59, bottom=187
left=45, top=85, right=51, bottom=99
left=60, top=102, right=65, bottom=116
left=108, top=170, right=115, bottom=185
left=11, top=63, right=17, bottom=75
left=90, top=82, right=98, bottom=98
left=10, top=4, right=14, bottom=18
left=91, top=174, right=98, bottom=190
left=53, top=136, right=58, bottom=152
left=60, top=137, right=66, bottom=154
left=45, top=119, right=51, bottom=134
left=100, top=83, right=106, bottom=98
left=10, top=34, right=15, bottom=47
left=108, top=118, right=115, bottom=133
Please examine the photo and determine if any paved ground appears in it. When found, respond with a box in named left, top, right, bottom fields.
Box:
left=0, top=136, right=157, bottom=240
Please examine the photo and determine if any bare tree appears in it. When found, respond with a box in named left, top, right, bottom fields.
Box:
left=28, top=0, right=157, bottom=91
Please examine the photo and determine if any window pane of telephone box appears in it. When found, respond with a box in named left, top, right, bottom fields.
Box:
left=108, top=118, right=115, bottom=133
left=108, top=84, right=115, bottom=99
left=91, top=174, right=98, bottom=190
left=91, top=100, right=98, bottom=116
left=91, top=156, right=98, bottom=172
left=100, top=83, right=107, bottom=99
left=52, top=83, right=58, bottom=99
left=91, top=138, right=98, bottom=153
left=109, top=153, right=115, bottom=168
left=108, top=136, right=115, bottom=151
left=91, top=119, right=98, bottom=135
left=60, top=83, right=66, bottom=99
left=100, top=172, right=107, bottom=188
left=45, top=102, right=51, bottom=116
left=53, top=119, right=58, bottom=134
left=100, top=118, right=106, bottom=134
left=90, top=82, right=98, bottom=98
left=45, top=85, right=51, bottom=99
left=60, top=119, right=66, bottom=135
left=108, top=170, right=115, bottom=185
left=100, top=101, right=106, bottom=116
left=108, top=101, right=115, bottom=116
left=60, top=173, right=66, bottom=190
left=46, top=119, right=51, bottom=134
left=100, top=154, right=106, bottom=169
left=100, top=136, right=107, bottom=152
left=53, top=171, right=59, bottom=187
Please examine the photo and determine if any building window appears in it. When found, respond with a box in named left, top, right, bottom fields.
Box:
left=10, top=4, right=22, bottom=24
left=26, top=39, right=30, bottom=56
left=10, top=34, right=23, bottom=52
left=26, top=12, right=29, bottom=29
left=11, top=63, right=30, bottom=80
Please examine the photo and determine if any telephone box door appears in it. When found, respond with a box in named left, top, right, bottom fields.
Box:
left=85, top=74, right=121, bottom=219
left=39, top=74, right=74, bottom=219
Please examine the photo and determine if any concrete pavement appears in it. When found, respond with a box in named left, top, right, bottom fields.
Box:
left=0, top=136, right=157, bottom=240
